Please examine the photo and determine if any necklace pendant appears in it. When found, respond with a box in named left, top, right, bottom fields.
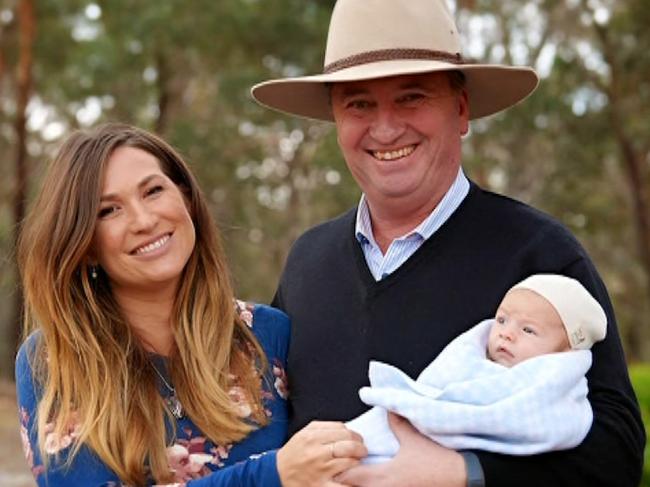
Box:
left=166, top=394, right=185, bottom=419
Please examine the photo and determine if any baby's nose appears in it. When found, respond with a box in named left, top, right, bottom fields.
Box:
left=500, top=327, right=514, bottom=341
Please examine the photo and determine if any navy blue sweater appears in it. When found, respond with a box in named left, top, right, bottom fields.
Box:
left=273, top=183, right=644, bottom=487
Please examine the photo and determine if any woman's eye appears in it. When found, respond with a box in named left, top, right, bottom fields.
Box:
left=98, top=206, right=116, bottom=218
left=146, top=185, right=164, bottom=197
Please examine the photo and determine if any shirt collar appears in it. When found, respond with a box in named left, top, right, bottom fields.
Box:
left=355, top=168, right=469, bottom=245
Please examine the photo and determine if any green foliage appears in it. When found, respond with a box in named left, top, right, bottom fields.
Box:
left=1, top=0, right=650, bottom=371
left=629, top=364, right=650, bottom=486
left=461, top=0, right=650, bottom=360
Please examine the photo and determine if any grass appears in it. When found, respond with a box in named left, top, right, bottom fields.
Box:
left=630, top=364, right=650, bottom=487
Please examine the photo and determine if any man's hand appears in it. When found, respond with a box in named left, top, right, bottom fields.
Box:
left=336, top=413, right=467, bottom=487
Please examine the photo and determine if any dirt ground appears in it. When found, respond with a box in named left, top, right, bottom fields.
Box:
left=0, top=380, right=34, bottom=487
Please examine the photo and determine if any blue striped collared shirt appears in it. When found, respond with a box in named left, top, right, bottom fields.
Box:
left=355, top=168, right=470, bottom=281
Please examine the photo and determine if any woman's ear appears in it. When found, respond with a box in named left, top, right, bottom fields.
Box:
left=86, top=249, right=98, bottom=265
left=85, top=245, right=100, bottom=271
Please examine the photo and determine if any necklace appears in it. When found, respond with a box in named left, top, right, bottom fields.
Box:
left=150, top=362, right=185, bottom=419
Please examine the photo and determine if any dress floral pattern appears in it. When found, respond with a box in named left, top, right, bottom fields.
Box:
left=15, top=303, right=290, bottom=487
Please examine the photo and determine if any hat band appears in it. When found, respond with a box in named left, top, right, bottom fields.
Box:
left=323, top=48, right=464, bottom=74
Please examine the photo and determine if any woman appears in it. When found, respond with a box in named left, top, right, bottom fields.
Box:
left=15, top=123, right=365, bottom=487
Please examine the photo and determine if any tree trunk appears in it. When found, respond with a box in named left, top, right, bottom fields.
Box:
left=593, top=21, right=650, bottom=361
left=154, top=52, right=170, bottom=135
left=0, top=33, right=5, bottom=86
left=608, top=103, right=650, bottom=362
left=10, top=0, right=36, bottom=370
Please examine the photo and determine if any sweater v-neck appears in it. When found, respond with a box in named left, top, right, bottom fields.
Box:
left=351, top=183, right=479, bottom=294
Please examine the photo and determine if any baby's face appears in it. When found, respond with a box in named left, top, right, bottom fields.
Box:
left=487, top=288, right=571, bottom=367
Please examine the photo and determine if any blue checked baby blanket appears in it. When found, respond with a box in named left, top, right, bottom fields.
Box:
left=346, top=319, right=593, bottom=462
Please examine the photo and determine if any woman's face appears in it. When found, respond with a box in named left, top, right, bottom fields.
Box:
left=92, top=146, right=196, bottom=294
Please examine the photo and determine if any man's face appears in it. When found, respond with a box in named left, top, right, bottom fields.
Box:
left=487, top=289, right=571, bottom=367
left=330, top=72, right=469, bottom=214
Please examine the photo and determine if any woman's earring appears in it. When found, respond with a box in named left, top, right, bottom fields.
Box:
left=90, top=265, right=98, bottom=280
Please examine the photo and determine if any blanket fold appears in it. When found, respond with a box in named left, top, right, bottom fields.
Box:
left=346, top=319, right=593, bottom=462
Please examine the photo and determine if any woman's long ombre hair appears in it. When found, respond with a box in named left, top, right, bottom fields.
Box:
left=18, top=123, right=268, bottom=486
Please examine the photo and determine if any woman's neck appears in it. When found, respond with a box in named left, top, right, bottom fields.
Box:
left=113, top=285, right=176, bottom=356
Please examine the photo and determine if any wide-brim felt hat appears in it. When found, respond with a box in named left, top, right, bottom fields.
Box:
left=251, top=0, right=539, bottom=122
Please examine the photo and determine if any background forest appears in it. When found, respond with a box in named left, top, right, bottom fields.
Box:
left=1, top=0, right=649, bottom=485
left=0, top=0, right=649, bottom=374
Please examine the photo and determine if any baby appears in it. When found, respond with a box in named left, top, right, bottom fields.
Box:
left=347, top=274, right=607, bottom=462
left=487, top=274, right=604, bottom=366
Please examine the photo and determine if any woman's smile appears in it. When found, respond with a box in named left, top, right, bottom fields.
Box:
left=131, top=232, right=173, bottom=256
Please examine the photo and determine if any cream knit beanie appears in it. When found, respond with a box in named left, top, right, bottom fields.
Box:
left=510, top=274, right=607, bottom=349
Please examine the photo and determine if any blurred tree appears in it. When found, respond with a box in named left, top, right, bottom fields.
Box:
left=0, top=0, right=350, bottom=375
left=7, top=0, right=34, bottom=371
left=457, top=0, right=650, bottom=359
left=584, top=0, right=650, bottom=360
left=0, top=0, right=648, bottom=375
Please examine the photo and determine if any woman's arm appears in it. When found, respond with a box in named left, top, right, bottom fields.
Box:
left=183, top=422, right=366, bottom=487
left=16, top=343, right=280, bottom=487
left=17, top=337, right=365, bottom=487
left=15, top=340, right=123, bottom=487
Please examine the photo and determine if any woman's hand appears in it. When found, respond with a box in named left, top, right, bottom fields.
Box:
left=276, top=421, right=367, bottom=487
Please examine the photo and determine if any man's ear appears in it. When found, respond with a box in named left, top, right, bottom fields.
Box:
left=458, top=89, right=470, bottom=136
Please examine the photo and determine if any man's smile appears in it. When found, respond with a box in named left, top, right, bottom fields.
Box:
left=368, top=144, right=417, bottom=161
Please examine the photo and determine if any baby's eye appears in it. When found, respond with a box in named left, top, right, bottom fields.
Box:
left=522, top=326, right=536, bottom=335
left=496, top=316, right=506, bottom=324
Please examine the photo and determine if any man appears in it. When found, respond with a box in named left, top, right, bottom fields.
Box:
left=252, top=0, right=645, bottom=486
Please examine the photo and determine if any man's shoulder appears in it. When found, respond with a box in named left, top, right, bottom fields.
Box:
left=290, top=207, right=356, bottom=251
left=468, top=184, right=577, bottom=238
left=299, top=207, right=356, bottom=239
left=462, top=185, right=589, bottom=270
left=470, top=184, right=554, bottom=219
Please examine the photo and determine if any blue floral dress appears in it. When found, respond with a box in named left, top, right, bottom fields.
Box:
left=15, top=302, right=290, bottom=487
